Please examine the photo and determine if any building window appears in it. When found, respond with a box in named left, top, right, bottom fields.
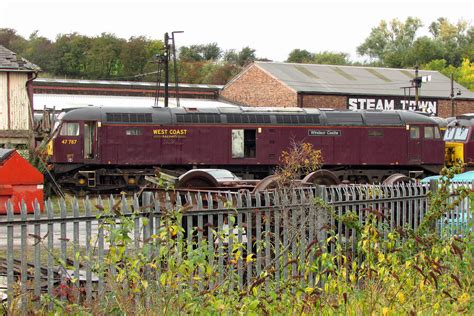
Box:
left=424, top=126, right=434, bottom=139
left=126, top=128, right=142, bottom=136
left=410, top=126, right=420, bottom=139
left=60, top=123, right=80, bottom=136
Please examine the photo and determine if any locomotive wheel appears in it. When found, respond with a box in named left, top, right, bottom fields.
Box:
left=302, top=170, right=340, bottom=186
left=176, top=170, right=219, bottom=189
left=382, top=173, right=414, bottom=185
left=253, top=174, right=281, bottom=192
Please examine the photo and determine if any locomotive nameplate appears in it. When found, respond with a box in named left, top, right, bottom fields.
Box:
left=308, top=130, right=341, bottom=136
left=152, top=129, right=188, bottom=138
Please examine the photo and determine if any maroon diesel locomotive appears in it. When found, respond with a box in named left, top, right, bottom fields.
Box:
left=47, top=106, right=445, bottom=192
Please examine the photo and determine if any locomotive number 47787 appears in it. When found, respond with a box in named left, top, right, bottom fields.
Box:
left=61, top=139, right=78, bottom=145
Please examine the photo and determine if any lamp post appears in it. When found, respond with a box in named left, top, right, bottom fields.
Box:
left=450, top=73, right=462, bottom=117
left=163, top=31, right=184, bottom=107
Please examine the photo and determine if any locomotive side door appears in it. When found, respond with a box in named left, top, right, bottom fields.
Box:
left=84, top=121, right=98, bottom=160
left=407, top=125, right=422, bottom=163
left=231, top=129, right=256, bottom=159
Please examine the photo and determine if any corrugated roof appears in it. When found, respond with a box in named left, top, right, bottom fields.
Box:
left=256, top=62, right=474, bottom=100
left=0, top=45, right=40, bottom=72
left=34, top=78, right=223, bottom=90
left=33, top=93, right=237, bottom=111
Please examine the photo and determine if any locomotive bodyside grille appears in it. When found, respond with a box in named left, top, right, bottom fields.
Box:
left=106, top=113, right=152, bottom=123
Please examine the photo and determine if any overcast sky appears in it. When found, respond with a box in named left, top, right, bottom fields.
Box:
left=1, top=0, right=472, bottom=62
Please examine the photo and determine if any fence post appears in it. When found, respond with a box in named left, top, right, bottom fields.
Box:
left=6, top=201, right=14, bottom=310
left=33, top=199, right=41, bottom=305
left=314, top=185, right=328, bottom=246
left=20, top=201, right=28, bottom=313
left=429, top=179, right=438, bottom=195
left=46, top=199, right=55, bottom=310
left=429, top=179, right=438, bottom=233
left=142, top=191, right=153, bottom=244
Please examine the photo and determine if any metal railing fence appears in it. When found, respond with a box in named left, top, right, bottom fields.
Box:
left=0, top=181, right=472, bottom=310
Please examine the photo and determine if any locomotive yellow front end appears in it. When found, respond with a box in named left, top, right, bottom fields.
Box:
left=445, top=141, right=464, bottom=166
left=443, top=117, right=473, bottom=167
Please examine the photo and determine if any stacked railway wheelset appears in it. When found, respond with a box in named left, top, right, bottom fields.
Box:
left=45, top=105, right=468, bottom=194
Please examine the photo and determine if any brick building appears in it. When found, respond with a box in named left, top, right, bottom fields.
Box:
left=220, top=62, right=474, bottom=117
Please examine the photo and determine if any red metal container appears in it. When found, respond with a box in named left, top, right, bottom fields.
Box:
left=0, top=149, right=44, bottom=214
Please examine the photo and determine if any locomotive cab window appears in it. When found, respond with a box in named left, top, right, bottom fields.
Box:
left=434, top=127, right=441, bottom=139
left=454, top=127, right=469, bottom=141
left=126, top=128, right=142, bottom=136
left=60, top=122, right=80, bottom=136
left=410, top=126, right=420, bottom=139
left=232, top=129, right=256, bottom=158
left=444, top=127, right=455, bottom=141
left=424, top=126, right=434, bottom=139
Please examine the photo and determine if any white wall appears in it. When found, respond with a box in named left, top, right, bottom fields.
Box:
left=0, top=72, right=30, bottom=131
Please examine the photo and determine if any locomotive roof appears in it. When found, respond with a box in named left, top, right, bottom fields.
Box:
left=60, top=106, right=439, bottom=126
left=449, top=114, right=474, bottom=127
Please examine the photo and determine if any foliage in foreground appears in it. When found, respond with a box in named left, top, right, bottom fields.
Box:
left=3, top=161, right=473, bottom=315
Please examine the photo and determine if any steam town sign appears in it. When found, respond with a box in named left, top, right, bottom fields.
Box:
left=347, top=96, right=438, bottom=115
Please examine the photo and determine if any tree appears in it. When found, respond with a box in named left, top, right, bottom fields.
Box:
left=177, top=60, right=206, bottom=84
left=205, top=63, right=240, bottom=84
left=356, top=20, right=391, bottom=60
left=52, top=33, right=91, bottom=77
left=358, top=17, right=473, bottom=69
left=22, top=31, right=55, bottom=73
left=422, top=59, right=449, bottom=72
left=223, top=49, right=239, bottom=64
left=422, top=58, right=473, bottom=92
left=179, top=43, right=222, bottom=62
left=456, top=58, right=474, bottom=90
left=357, top=17, right=423, bottom=67
left=120, top=36, right=162, bottom=79
left=429, top=18, right=473, bottom=66
left=286, top=49, right=314, bottom=63
left=237, top=46, right=256, bottom=66
left=179, top=45, right=204, bottom=62
left=85, top=33, right=124, bottom=79
left=201, top=43, right=222, bottom=60
left=222, top=46, right=257, bottom=66
left=0, top=28, right=27, bottom=54
left=313, top=51, right=350, bottom=65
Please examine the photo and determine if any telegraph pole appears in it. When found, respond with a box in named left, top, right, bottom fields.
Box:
left=153, top=31, right=182, bottom=108
left=172, top=31, right=184, bottom=107
left=164, top=32, right=170, bottom=108
left=450, top=73, right=455, bottom=117
left=415, top=65, right=419, bottom=109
